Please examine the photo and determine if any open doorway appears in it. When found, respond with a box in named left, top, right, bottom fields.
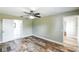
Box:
left=63, top=16, right=78, bottom=51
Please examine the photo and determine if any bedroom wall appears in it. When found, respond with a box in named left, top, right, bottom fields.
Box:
left=32, top=16, right=63, bottom=43
left=22, top=19, right=32, bottom=37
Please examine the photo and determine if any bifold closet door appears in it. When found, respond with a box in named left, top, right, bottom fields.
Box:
left=2, top=19, right=14, bottom=42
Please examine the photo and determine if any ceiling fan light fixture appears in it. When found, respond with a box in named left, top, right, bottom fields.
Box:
left=29, top=16, right=35, bottom=19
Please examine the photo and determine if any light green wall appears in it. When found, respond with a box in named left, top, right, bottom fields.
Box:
left=22, top=19, right=32, bottom=37
left=32, top=16, right=63, bottom=43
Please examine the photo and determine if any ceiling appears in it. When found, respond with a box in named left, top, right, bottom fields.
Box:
left=0, top=7, right=78, bottom=17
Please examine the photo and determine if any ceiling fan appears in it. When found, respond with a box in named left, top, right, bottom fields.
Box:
left=20, top=7, right=41, bottom=19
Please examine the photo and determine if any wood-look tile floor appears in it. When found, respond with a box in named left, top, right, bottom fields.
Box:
left=0, top=36, right=76, bottom=52
left=63, top=35, right=78, bottom=51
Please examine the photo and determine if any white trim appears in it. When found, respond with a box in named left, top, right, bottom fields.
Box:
left=0, top=34, right=63, bottom=45
left=33, top=34, right=63, bottom=45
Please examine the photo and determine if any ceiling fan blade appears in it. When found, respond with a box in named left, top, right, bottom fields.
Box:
left=24, top=11, right=30, bottom=14
left=34, top=13, right=40, bottom=16
left=35, top=15, right=41, bottom=18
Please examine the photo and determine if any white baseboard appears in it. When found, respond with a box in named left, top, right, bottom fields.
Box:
left=0, top=34, right=63, bottom=46
left=33, top=34, right=63, bottom=45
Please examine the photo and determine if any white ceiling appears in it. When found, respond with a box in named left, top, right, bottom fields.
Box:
left=0, top=7, right=78, bottom=17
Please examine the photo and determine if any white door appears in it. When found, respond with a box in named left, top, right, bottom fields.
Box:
left=14, top=20, right=23, bottom=39
left=2, top=19, right=14, bottom=42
